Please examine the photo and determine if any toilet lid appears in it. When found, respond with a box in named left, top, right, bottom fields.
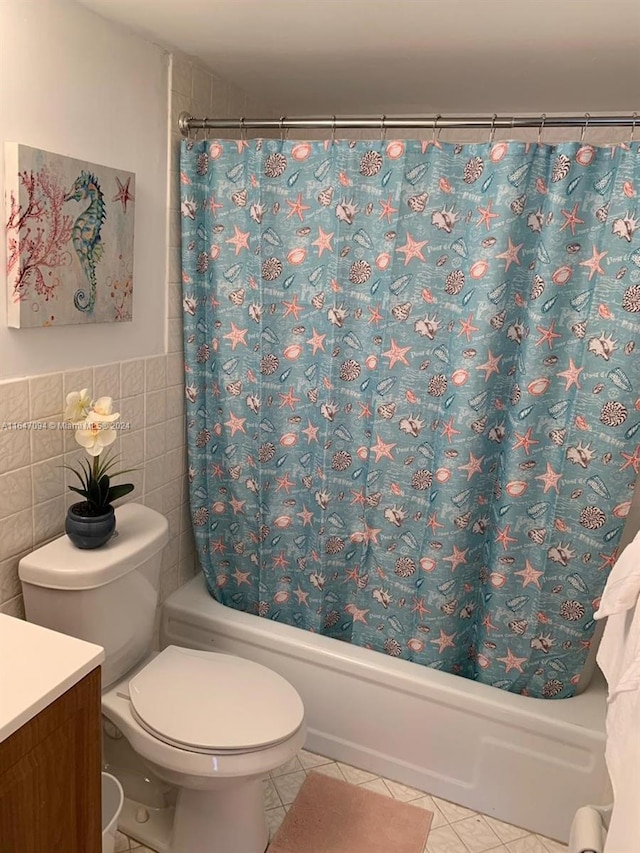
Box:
left=129, top=646, right=304, bottom=752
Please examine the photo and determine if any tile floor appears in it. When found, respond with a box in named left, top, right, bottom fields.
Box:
left=116, top=749, right=569, bottom=853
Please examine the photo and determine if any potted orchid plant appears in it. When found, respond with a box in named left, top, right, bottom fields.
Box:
left=63, top=389, right=135, bottom=549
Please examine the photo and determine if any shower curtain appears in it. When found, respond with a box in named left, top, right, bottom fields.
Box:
left=181, top=136, right=639, bottom=698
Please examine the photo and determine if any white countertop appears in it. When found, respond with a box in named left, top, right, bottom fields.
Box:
left=0, top=614, right=104, bottom=743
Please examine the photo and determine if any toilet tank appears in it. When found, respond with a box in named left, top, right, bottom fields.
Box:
left=19, top=503, right=169, bottom=689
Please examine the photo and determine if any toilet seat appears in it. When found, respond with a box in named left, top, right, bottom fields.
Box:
left=128, top=646, right=305, bottom=754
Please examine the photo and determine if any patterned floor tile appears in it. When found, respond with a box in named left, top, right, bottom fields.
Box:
left=265, top=805, right=286, bottom=839
left=270, top=755, right=303, bottom=777
left=272, top=769, right=307, bottom=805
left=505, top=836, right=549, bottom=853
left=433, top=796, right=478, bottom=824
left=451, top=815, right=502, bottom=852
left=536, top=834, right=568, bottom=852
left=309, top=760, right=346, bottom=781
left=426, top=824, right=470, bottom=853
left=411, top=795, right=448, bottom=828
left=336, top=761, right=379, bottom=785
left=383, top=777, right=426, bottom=802
left=263, top=777, right=282, bottom=810
left=297, top=748, right=334, bottom=769
left=121, top=751, right=569, bottom=853
left=359, top=777, right=394, bottom=797
left=483, top=816, right=530, bottom=843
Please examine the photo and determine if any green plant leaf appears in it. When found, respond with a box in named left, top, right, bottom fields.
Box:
left=68, top=486, right=89, bottom=499
left=107, top=483, right=135, bottom=502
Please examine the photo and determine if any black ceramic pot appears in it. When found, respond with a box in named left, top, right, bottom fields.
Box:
left=65, top=502, right=116, bottom=549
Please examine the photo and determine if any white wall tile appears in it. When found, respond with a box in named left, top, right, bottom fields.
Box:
left=0, top=553, right=26, bottom=603
left=120, top=359, right=145, bottom=397
left=145, top=356, right=167, bottom=392
left=164, top=448, right=185, bottom=483
left=166, top=384, right=185, bottom=420
left=0, top=507, right=33, bottom=562
left=33, top=496, right=65, bottom=544
left=0, top=595, right=25, bottom=619
left=0, top=379, right=30, bottom=423
left=145, top=456, right=166, bottom=492
left=163, top=478, right=182, bottom=514
left=121, top=394, right=145, bottom=433
left=168, top=318, right=184, bottom=354
left=165, top=416, right=186, bottom=450
left=120, top=430, right=145, bottom=469
left=145, top=390, right=167, bottom=426
left=63, top=368, right=93, bottom=399
left=0, top=52, right=266, bottom=618
left=31, top=456, right=65, bottom=505
left=0, top=427, right=30, bottom=475
left=144, top=488, right=164, bottom=514
left=168, top=284, right=182, bottom=318
left=166, top=353, right=184, bottom=388
left=94, top=363, right=121, bottom=402
left=145, top=422, right=167, bottom=459
left=29, top=373, right=63, bottom=420
left=31, top=422, right=64, bottom=463
left=166, top=506, right=180, bottom=539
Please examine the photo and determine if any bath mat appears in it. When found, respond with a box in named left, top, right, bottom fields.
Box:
left=268, top=771, right=432, bottom=853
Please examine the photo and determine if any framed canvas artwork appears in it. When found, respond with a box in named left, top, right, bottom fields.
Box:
left=5, top=143, right=135, bottom=327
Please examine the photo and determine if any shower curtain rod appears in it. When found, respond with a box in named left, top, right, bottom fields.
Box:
left=178, top=111, right=639, bottom=136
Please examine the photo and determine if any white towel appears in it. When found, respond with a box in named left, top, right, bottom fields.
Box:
left=594, top=530, right=640, bottom=851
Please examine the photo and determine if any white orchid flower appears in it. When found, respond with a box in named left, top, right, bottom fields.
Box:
left=74, top=409, right=120, bottom=456
left=64, top=388, right=92, bottom=422
left=91, top=396, right=120, bottom=422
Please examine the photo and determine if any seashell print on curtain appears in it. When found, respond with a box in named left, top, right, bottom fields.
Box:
left=181, top=136, right=640, bottom=698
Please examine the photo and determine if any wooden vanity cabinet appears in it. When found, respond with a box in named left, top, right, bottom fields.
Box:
left=0, top=667, right=102, bottom=853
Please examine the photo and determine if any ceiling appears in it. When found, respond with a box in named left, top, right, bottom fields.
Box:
left=78, top=0, right=640, bottom=115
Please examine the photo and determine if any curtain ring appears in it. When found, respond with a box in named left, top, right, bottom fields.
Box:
left=239, top=117, right=246, bottom=141
left=279, top=116, right=288, bottom=142
left=432, top=114, right=441, bottom=144
left=331, top=115, right=337, bottom=145
left=537, top=113, right=546, bottom=146
left=199, top=118, right=208, bottom=141
left=630, top=112, right=637, bottom=145
left=580, top=113, right=590, bottom=144
left=380, top=115, right=386, bottom=142
left=489, top=113, right=498, bottom=145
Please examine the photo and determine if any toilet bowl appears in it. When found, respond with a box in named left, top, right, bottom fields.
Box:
left=18, top=504, right=306, bottom=853
left=103, top=646, right=305, bottom=853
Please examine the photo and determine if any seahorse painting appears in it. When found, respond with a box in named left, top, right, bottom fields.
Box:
left=64, top=171, right=106, bottom=313
left=5, top=143, right=135, bottom=328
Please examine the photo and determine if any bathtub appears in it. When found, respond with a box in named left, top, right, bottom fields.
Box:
left=162, top=573, right=609, bottom=843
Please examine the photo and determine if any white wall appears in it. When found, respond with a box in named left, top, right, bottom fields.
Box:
left=0, top=0, right=168, bottom=379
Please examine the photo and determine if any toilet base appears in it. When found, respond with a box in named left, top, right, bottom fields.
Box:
left=119, top=780, right=269, bottom=853
left=119, top=796, right=173, bottom=853
left=172, top=778, right=268, bottom=853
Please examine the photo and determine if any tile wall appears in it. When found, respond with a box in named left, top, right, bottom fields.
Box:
left=0, top=52, right=281, bottom=620
left=0, top=353, right=194, bottom=618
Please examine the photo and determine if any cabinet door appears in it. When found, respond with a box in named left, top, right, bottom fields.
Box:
left=0, top=668, right=102, bottom=853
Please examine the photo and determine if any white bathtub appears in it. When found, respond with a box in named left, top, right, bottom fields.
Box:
left=162, top=574, right=609, bottom=843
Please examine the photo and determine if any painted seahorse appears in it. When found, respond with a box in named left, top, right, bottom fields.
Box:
left=65, top=171, right=106, bottom=312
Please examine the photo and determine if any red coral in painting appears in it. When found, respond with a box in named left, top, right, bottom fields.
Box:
left=6, top=168, right=73, bottom=301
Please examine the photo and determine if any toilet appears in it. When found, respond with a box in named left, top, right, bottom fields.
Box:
left=18, top=503, right=305, bottom=853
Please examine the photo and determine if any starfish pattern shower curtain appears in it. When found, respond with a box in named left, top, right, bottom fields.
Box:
left=181, top=136, right=639, bottom=698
